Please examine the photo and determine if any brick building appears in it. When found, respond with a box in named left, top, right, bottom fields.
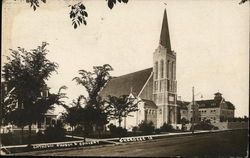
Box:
left=177, top=92, right=235, bottom=123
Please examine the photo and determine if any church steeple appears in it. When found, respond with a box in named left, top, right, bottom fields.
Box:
left=160, top=9, right=171, bottom=51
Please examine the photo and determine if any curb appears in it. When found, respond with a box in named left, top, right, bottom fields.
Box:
left=6, top=129, right=246, bottom=155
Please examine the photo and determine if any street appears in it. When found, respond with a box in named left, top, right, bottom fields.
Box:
left=13, top=129, right=248, bottom=157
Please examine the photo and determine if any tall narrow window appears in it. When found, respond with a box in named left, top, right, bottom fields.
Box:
left=169, top=61, right=172, bottom=80
left=167, top=80, right=170, bottom=91
left=172, top=62, right=174, bottom=80
left=155, top=62, right=158, bottom=79
left=160, top=60, right=164, bottom=78
left=154, top=81, right=158, bottom=91
left=166, top=60, right=170, bottom=78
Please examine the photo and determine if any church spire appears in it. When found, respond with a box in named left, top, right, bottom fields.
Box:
left=160, top=9, right=171, bottom=51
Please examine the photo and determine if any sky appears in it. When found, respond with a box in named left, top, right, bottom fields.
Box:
left=2, top=0, right=249, bottom=117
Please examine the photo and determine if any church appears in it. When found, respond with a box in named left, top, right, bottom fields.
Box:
left=99, top=9, right=178, bottom=130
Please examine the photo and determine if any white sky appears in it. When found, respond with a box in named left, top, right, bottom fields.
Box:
left=2, top=0, right=249, bottom=117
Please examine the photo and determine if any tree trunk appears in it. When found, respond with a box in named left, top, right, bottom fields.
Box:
left=98, top=126, right=101, bottom=139
left=118, top=117, right=122, bottom=127
left=28, top=124, right=32, bottom=147
left=21, top=127, right=24, bottom=144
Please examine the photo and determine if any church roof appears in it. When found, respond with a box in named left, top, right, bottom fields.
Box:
left=99, top=68, right=153, bottom=99
left=143, top=99, right=157, bottom=109
left=160, top=9, right=172, bottom=51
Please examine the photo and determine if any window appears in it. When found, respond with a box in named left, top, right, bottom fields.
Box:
left=166, top=60, right=170, bottom=78
left=155, top=62, right=158, bottom=79
left=167, top=80, right=170, bottom=91
left=160, top=60, right=164, bottom=78
left=172, top=62, right=174, bottom=80
left=154, top=81, right=158, bottom=91
left=169, top=61, right=172, bottom=79
left=159, top=81, right=162, bottom=92
left=159, top=109, right=162, bottom=115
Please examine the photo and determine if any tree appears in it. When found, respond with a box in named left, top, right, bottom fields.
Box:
left=73, top=64, right=113, bottom=133
left=19, top=0, right=247, bottom=29
left=239, top=0, right=249, bottom=4
left=105, top=95, right=140, bottom=127
left=2, top=42, right=67, bottom=147
left=61, top=95, right=85, bottom=130
left=23, top=0, right=129, bottom=28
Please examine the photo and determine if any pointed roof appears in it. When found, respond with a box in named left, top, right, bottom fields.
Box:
left=99, top=68, right=153, bottom=99
left=160, top=9, right=171, bottom=51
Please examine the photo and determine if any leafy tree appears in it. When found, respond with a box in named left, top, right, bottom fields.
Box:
left=2, top=42, right=67, bottom=147
left=73, top=64, right=113, bottom=108
left=20, top=0, right=247, bottom=29
left=23, top=0, right=129, bottom=28
left=105, top=95, right=140, bottom=127
left=62, top=95, right=108, bottom=140
left=73, top=64, right=113, bottom=132
left=61, top=95, right=85, bottom=130
left=239, top=0, right=249, bottom=4
left=69, top=2, right=88, bottom=29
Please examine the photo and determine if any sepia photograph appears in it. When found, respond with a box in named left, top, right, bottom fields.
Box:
left=1, top=0, right=249, bottom=157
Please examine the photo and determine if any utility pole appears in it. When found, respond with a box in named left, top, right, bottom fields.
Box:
left=191, top=86, right=195, bottom=134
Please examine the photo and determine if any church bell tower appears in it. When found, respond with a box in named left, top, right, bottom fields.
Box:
left=153, top=9, right=177, bottom=128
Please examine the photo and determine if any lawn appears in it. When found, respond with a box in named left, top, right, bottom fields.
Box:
left=1, top=130, right=82, bottom=146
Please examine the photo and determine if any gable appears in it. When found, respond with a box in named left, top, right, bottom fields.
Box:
left=99, top=68, right=153, bottom=99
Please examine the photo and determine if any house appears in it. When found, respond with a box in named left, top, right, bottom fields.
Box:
left=99, top=9, right=178, bottom=130
left=1, top=82, right=58, bottom=133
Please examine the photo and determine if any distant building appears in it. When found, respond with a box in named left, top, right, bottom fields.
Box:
left=177, top=92, right=235, bottom=123
left=99, top=9, right=178, bottom=130
left=1, top=82, right=57, bottom=133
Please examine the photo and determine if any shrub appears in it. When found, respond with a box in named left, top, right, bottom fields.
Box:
left=160, top=123, right=174, bottom=132
left=108, top=124, right=127, bottom=137
left=181, top=124, right=187, bottom=131
left=73, top=126, right=84, bottom=135
left=132, top=126, right=139, bottom=133
left=194, top=119, right=218, bottom=130
left=154, top=128, right=161, bottom=134
left=213, top=126, right=219, bottom=130
left=44, top=124, right=66, bottom=141
left=138, top=121, right=155, bottom=134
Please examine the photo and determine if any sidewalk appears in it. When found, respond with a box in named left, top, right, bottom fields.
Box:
left=1, top=129, right=231, bottom=155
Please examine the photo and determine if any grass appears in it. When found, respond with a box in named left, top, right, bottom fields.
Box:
left=1, top=130, right=81, bottom=146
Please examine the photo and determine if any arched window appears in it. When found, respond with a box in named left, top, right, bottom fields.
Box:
left=160, top=60, right=164, bottom=78
left=155, top=62, right=158, bottom=79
